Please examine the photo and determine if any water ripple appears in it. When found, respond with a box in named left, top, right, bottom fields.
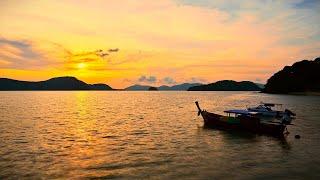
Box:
left=0, top=91, right=319, bottom=179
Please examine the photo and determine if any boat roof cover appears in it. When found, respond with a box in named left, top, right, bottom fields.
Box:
left=224, top=109, right=259, bottom=115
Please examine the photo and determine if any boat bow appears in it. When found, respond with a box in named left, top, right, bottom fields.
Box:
left=195, top=101, right=202, bottom=116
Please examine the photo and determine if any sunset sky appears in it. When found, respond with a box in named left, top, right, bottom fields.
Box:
left=0, top=0, right=319, bottom=88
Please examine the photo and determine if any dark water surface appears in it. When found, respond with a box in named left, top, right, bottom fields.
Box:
left=0, top=91, right=320, bottom=179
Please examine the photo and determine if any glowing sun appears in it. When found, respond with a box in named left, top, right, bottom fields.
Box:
left=77, top=63, right=86, bottom=69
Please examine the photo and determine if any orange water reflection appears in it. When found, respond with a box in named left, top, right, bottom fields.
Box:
left=0, top=91, right=319, bottom=178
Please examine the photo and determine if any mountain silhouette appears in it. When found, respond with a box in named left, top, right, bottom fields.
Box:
left=159, top=83, right=203, bottom=90
left=263, top=57, right=320, bottom=94
left=188, top=80, right=261, bottom=91
left=0, top=76, right=113, bottom=90
left=125, top=83, right=202, bottom=91
left=125, top=84, right=153, bottom=91
left=148, top=87, right=158, bottom=91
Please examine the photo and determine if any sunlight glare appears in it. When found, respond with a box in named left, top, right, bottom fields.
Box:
left=77, top=63, right=86, bottom=69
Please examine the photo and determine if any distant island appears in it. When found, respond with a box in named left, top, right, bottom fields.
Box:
left=188, top=80, right=261, bottom=91
left=125, top=83, right=203, bottom=91
left=0, top=77, right=264, bottom=91
left=0, top=77, right=113, bottom=91
left=263, top=57, right=320, bottom=94
left=148, top=87, right=158, bottom=91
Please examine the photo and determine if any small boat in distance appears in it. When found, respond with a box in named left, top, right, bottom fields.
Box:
left=195, top=101, right=292, bottom=137
left=247, top=102, right=296, bottom=118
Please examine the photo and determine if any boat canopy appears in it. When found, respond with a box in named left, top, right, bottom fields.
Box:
left=224, top=109, right=259, bottom=115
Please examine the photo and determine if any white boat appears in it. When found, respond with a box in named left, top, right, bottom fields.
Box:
left=247, top=102, right=295, bottom=118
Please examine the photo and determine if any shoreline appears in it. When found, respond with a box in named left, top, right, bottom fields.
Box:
left=261, top=91, right=320, bottom=96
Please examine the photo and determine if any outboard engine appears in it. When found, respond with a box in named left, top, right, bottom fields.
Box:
left=282, top=109, right=295, bottom=125
left=281, top=115, right=292, bottom=125
left=285, top=109, right=296, bottom=116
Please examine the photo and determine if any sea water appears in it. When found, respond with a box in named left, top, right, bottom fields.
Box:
left=0, top=91, right=319, bottom=179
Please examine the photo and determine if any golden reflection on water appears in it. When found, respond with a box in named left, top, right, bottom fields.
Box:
left=0, top=91, right=320, bottom=179
left=75, top=91, right=89, bottom=116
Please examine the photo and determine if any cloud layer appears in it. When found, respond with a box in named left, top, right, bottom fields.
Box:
left=138, top=75, right=157, bottom=83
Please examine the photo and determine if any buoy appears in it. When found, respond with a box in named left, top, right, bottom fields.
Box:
left=295, top=135, right=301, bottom=139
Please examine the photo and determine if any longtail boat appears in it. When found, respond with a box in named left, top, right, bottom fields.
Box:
left=247, top=102, right=296, bottom=118
left=195, top=101, right=292, bottom=137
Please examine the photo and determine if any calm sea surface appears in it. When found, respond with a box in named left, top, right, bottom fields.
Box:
left=0, top=91, right=320, bottom=179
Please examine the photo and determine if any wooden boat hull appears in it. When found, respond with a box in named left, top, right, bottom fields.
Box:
left=201, top=111, right=286, bottom=137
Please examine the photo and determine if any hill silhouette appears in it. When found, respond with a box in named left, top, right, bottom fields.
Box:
left=0, top=77, right=113, bottom=90
left=263, top=57, right=320, bottom=94
left=159, top=83, right=203, bottom=90
left=148, top=87, right=158, bottom=91
left=188, top=80, right=261, bottom=91
left=125, top=84, right=152, bottom=91
left=125, top=83, right=202, bottom=91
